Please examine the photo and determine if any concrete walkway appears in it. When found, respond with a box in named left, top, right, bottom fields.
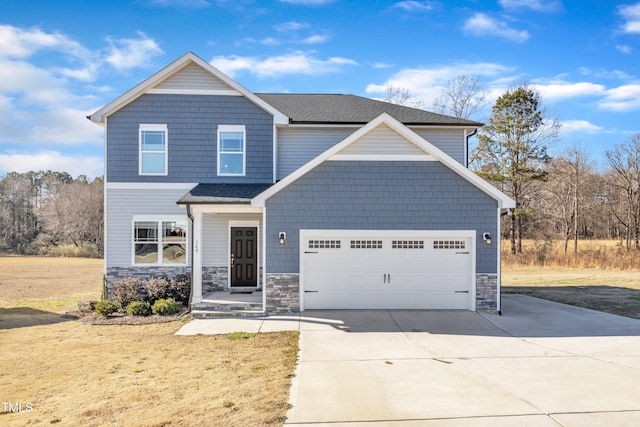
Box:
left=176, top=295, right=640, bottom=426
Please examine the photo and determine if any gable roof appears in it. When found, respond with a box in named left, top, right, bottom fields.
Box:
left=256, top=93, right=482, bottom=127
left=88, top=52, right=288, bottom=125
left=252, top=113, right=515, bottom=209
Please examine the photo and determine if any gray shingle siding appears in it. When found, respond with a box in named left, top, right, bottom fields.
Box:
left=106, top=94, right=274, bottom=183
left=265, top=161, right=497, bottom=274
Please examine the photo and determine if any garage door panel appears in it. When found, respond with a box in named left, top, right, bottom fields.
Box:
left=301, top=233, right=473, bottom=310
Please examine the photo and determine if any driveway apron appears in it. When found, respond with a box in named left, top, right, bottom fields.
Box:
left=285, top=295, right=640, bottom=426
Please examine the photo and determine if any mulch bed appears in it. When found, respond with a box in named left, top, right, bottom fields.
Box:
left=65, top=309, right=190, bottom=325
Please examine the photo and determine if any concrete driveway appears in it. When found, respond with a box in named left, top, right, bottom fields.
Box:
left=285, top=295, right=640, bottom=426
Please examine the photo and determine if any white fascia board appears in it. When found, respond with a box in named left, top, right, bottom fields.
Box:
left=89, top=52, right=289, bottom=125
left=252, top=112, right=515, bottom=208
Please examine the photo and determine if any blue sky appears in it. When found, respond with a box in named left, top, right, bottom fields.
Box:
left=1, top=0, right=639, bottom=178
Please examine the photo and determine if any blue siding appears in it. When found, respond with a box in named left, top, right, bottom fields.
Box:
left=107, top=94, right=274, bottom=183
left=265, top=161, right=498, bottom=274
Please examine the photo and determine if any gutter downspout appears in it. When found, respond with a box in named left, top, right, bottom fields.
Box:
left=466, top=128, right=478, bottom=168
left=182, top=203, right=194, bottom=317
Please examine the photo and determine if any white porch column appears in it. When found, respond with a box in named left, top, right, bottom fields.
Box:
left=192, top=210, right=203, bottom=303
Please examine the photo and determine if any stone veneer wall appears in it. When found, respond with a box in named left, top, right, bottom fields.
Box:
left=202, top=267, right=227, bottom=293
left=266, top=273, right=300, bottom=314
left=476, top=273, right=498, bottom=311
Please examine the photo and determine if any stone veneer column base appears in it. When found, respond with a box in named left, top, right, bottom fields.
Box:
left=476, top=273, right=498, bottom=311
left=202, top=267, right=227, bottom=293
left=266, top=273, right=300, bottom=314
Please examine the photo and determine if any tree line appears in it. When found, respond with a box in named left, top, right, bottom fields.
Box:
left=0, top=171, right=103, bottom=256
left=392, top=79, right=640, bottom=254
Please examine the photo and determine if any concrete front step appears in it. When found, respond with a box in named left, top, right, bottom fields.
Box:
left=192, top=302, right=262, bottom=311
left=191, top=309, right=265, bottom=319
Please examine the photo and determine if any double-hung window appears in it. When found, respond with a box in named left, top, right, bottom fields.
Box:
left=217, top=125, right=245, bottom=176
left=133, top=218, right=187, bottom=265
left=139, top=124, right=168, bottom=175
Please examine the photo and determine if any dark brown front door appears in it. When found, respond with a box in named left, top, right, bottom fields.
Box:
left=230, top=227, right=258, bottom=287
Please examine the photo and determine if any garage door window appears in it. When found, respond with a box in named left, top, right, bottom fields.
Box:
left=350, top=240, right=383, bottom=249
left=392, top=240, right=424, bottom=249
left=309, top=240, right=341, bottom=249
left=434, top=240, right=465, bottom=249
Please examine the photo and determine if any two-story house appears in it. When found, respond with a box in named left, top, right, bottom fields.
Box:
left=89, top=52, right=514, bottom=315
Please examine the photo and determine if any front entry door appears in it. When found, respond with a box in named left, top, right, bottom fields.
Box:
left=230, top=227, right=258, bottom=287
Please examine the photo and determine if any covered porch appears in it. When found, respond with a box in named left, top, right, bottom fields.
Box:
left=177, top=183, right=271, bottom=312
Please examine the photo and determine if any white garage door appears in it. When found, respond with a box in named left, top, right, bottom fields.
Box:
left=301, top=231, right=474, bottom=310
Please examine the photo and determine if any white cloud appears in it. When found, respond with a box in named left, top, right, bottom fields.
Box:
left=210, top=52, right=357, bottom=78
left=365, top=62, right=516, bottom=104
left=105, top=32, right=164, bottom=71
left=393, top=1, right=437, bottom=12
left=0, top=151, right=103, bottom=178
left=300, top=34, right=330, bottom=44
left=531, top=81, right=606, bottom=100
left=616, top=44, right=633, bottom=54
left=600, top=84, right=640, bottom=111
left=499, top=0, right=562, bottom=12
left=0, top=24, right=89, bottom=60
left=619, top=3, right=640, bottom=34
left=274, top=21, right=309, bottom=32
left=463, top=13, right=530, bottom=42
left=560, top=120, right=604, bottom=135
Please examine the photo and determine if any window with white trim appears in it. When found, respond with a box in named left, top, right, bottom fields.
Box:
left=139, top=124, right=168, bottom=175
left=133, top=218, right=187, bottom=265
left=217, top=125, right=246, bottom=176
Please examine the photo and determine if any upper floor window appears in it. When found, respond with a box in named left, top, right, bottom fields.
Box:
left=139, top=124, right=168, bottom=175
left=218, top=125, right=245, bottom=176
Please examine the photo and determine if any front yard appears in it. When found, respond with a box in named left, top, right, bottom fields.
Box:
left=0, top=256, right=298, bottom=426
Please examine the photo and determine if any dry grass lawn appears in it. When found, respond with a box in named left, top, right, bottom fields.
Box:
left=0, top=256, right=298, bottom=426
left=502, top=266, right=640, bottom=319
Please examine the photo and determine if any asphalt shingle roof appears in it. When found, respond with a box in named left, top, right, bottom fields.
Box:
left=255, top=93, right=482, bottom=126
left=177, top=183, right=273, bottom=204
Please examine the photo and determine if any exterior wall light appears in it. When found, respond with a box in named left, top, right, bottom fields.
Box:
left=278, top=232, right=286, bottom=245
left=483, top=232, right=492, bottom=245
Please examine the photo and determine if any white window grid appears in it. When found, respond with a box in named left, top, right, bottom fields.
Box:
left=309, top=240, right=341, bottom=249
left=433, top=240, right=466, bottom=250
left=392, top=240, right=425, bottom=249
left=350, top=240, right=383, bottom=249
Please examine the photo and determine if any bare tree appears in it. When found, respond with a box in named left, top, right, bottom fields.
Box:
left=432, top=75, right=489, bottom=120
left=543, top=146, right=593, bottom=254
left=605, top=133, right=640, bottom=250
left=382, top=86, right=425, bottom=108
left=40, top=178, right=104, bottom=253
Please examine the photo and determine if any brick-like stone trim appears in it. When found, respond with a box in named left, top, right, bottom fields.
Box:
left=266, top=273, right=300, bottom=314
left=476, top=273, right=498, bottom=311
left=202, top=267, right=227, bottom=293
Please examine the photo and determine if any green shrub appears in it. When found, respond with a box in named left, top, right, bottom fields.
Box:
left=146, top=277, right=170, bottom=302
left=152, top=298, right=183, bottom=316
left=126, top=301, right=152, bottom=316
left=95, top=300, right=120, bottom=317
left=169, top=274, right=191, bottom=303
left=112, top=277, right=145, bottom=307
